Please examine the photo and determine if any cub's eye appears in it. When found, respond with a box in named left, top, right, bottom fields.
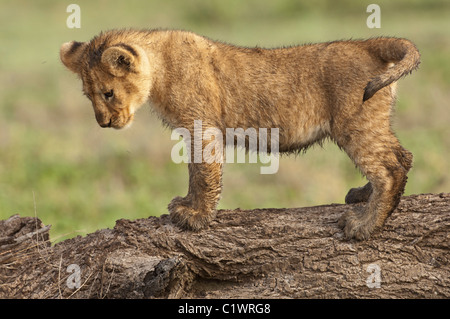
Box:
left=104, top=90, right=114, bottom=100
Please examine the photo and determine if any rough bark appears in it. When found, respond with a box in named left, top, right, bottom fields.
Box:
left=0, top=193, right=448, bottom=299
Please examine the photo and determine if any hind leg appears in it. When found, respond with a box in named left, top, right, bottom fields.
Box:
left=345, top=143, right=412, bottom=204
left=338, top=129, right=411, bottom=240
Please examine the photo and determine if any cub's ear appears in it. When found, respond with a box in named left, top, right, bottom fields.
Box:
left=60, top=41, right=86, bottom=74
left=101, top=45, right=138, bottom=77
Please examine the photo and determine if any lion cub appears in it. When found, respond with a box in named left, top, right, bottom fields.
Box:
left=60, top=29, right=420, bottom=240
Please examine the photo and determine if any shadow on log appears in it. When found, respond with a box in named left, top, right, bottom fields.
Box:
left=0, top=193, right=449, bottom=299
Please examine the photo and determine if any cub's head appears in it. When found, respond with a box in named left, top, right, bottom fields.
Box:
left=60, top=36, right=151, bottom=129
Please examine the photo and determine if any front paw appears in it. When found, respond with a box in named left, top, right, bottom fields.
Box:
left=338, top=208, right=377, bottom=241
left=168, top=196, right=215, bottom=231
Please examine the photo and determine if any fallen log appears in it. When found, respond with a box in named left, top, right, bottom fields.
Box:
left=0, top=193, right=448, bottom=299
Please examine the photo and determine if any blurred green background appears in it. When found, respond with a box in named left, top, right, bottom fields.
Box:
left=1, top=0, right=449, bottom=242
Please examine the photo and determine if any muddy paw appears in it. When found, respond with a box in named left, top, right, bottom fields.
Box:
left=338, top=208, right=377, bottom=241
left=168, top=196, right=215, bottom=231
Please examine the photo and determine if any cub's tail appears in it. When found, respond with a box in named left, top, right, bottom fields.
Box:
left=363, top=38, right=420, bottom=101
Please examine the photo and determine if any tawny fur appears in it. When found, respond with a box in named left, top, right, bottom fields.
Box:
left=60, top=29, right=420, bottom=240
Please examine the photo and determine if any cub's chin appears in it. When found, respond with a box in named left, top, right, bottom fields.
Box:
left=113, top=114, right=135, bottom=130
left=118, top=119, right=134, bottom=130
left=100, top=114, right=135, bottom=130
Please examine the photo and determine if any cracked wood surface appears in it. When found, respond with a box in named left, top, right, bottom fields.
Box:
left=0, top=193, right=448, bottom=298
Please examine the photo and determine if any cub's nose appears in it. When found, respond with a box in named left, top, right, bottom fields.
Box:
left=95, top=113, right=112, bottom=128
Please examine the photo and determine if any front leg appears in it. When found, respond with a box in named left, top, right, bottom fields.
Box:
left=169, top=161, right=223, bottom=231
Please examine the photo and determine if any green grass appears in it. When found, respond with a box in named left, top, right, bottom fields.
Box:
left=1, top=0, right=449, bottom=242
